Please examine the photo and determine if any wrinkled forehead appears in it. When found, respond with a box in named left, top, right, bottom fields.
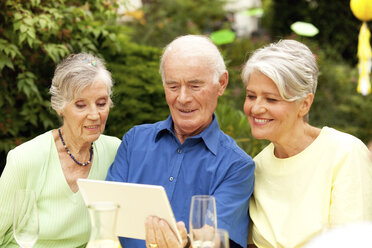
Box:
left=166, top=38, right=217, bottom=58
left=165, top=49, right=209, bottom=64
left=164, top=52, right=213, bottom=73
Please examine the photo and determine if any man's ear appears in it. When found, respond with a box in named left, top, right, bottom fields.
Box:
left=217, top=71, right=229, bottom=96
left=299, top=93, right=314, bottom=118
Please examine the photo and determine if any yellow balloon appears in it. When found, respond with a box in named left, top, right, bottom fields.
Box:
left=350, top=0, right=372, bottom=21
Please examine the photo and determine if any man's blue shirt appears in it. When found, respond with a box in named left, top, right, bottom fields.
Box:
left=106, top=115, right=255, bottom=247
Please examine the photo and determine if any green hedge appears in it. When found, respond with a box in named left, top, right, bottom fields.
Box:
left=126, top=0, right=227, bottom=47
left=102, top=31, right=169, bottom=137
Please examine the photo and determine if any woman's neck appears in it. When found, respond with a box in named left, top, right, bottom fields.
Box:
left=58, top=128, right=91, bottom=155
left=272, top=123, right=321, bottom=158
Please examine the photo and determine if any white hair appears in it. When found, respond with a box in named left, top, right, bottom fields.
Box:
left=49, top=53, right=113, bottom=111
left=242, top=39, right=318, bottom=102
left=159, top=35, right=226, bottom=84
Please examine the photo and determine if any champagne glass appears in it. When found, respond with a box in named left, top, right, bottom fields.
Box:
left=13, top=189, right=39, bottom=248
left=214, top=229, right=229, bottom=248
left=189, top=195, right=217, bottom=248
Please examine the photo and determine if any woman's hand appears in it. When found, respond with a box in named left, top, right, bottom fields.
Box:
left=145, top=216, right=189, bottom=248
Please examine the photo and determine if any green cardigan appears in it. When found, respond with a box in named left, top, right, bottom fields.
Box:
left=0, top=130, right=120, bottom=247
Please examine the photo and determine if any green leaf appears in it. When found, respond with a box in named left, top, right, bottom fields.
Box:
left=244, top=7, right=264, bottom=17
left=39, top=19, right=47, bottom=29
left=27, top=28, right=36, bottom=39
left=43, top=43, right=69, bottom=63
left=14, top=13, right=23, bottom=21
left=5, top=94, right=14, bottom=106
left=210, top=29, right=236, bottom=45
left=7, top=44, right=23, bottom=59
left=30, top=0, right=40, bottom=7
left=108, top=33, right=116, bottom=41
left=0, top=54, right=14, bottom=70
left=13, top=21, right=22, bottom=31
left=29, top=114, right=38, bottom=126
left=92, top=29, right=100, bottom=38
left=27, top=37, right=33, bottom=48
left=20, top=24, right=28, bottom=33
left=290, top=21, right=319, bottom=37
left=23, top=17, right=34, bottom=26
left=25, top=71, right=36, bottom=79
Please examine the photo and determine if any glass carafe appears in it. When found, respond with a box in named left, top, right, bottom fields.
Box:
left=86, top=202, right=121, bottom=248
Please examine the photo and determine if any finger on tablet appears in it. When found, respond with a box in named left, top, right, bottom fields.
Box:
left=145, top=216, right=158, bottom=248
left=159, top=219, right=182, bottom=248
left=153, top=217, right=168, bottom=248
left=176, top=221, right=188, bottom=247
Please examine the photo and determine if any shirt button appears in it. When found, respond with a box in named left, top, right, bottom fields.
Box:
left=177, top=148, right=182, bottom=154
left=169, top=177, right=174, bottom=182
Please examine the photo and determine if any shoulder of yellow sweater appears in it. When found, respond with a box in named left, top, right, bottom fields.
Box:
left=253, top=143, right=273, bottom=162
left=323, top=126, right=367, bottom=149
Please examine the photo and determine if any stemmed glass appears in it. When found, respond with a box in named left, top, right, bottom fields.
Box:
left=189, top=195, right=217, bottom=248
left=13, top=189, right=39, bottom=248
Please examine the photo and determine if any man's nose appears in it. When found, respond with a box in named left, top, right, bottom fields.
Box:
left=178, top=86, right=192, bottom=104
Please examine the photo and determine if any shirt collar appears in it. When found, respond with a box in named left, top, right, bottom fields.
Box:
left=155, top=115, right=174, bottom=137
left=155, top=114, right=220, bottom=155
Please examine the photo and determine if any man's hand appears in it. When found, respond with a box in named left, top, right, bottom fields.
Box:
left=145, top=216, right=189, bottom=248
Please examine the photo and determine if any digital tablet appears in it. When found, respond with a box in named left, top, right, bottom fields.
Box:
left=77, top=178, right=182, bottom=242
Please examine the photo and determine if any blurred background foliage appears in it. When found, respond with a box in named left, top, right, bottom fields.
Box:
left=264, top=0, right=372, bottom=65
left=1, top=0, right=372, bottom=171
left=126, top=0, right=227, bottom=47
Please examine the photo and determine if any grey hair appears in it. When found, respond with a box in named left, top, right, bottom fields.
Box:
left=49, top=53, right=113, bottom=112
left=242, top=39, right=318, bottom=102
left=159, top=35, right=226, bottom=84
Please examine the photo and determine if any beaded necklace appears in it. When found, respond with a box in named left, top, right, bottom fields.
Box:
left=58, top=128, right=93, bottom=166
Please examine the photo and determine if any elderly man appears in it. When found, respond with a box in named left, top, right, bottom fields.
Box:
left=106, top=35, right=255, bottom=248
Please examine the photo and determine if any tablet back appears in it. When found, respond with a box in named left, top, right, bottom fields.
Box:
left=77, top=178, right=181, bottom=242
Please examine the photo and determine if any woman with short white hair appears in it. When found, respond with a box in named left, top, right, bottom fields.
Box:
left=0, top=53, right=121, bottom=247
left=243, top=39, right=372, bottom=248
